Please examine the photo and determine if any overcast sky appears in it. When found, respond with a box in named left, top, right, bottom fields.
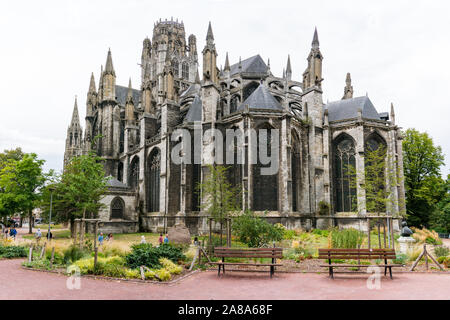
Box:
left=0, top=0, right=449, bottom=176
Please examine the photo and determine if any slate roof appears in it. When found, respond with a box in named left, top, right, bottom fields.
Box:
left=106, top=176, right=128, bottom=189
left=325, top=96, right=381, bottom=122
left=237, top=84, right=283, bottom=111
left=230, top=55, right=268, bottom=76
left=180, top=83, right=201, bottom=98
left=184, top=95, right=202, bottom=122
left=116, top=85, right=141, bottom=106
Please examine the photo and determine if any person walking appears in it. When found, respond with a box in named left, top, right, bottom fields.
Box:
left=107, top=233, right=113, bottom=242
left=4, top=228, right=8, bottom=240
left=163, top=234, right=169, bottom=244
left=158, top=233, right=163, bottom=246
left=47, top=231, right=53, bottom=241
left=98, top=232, right=104, bottom=246
left=35, top=228, right=42, bottom=245
left=140, top=235, right=146, bottom=244
left=10, top=227, right=17, bottom=241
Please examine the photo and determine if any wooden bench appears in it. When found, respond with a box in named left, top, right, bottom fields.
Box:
left=318, top=248, right=404, bottom=279
left=209, top=247, right=283, bottom=278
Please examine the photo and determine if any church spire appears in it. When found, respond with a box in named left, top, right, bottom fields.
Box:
left=224, top=52, right=230, bottom=71
left=104, top=48, right=115, bottom=76
left=302, top=27, right=323, bottom=91
left=126, top=78, right=135, bottom=123
left=286, top=55, right=292, bottom=80
left=390, top=103, right=396, bottom=125
left=71, top=96, right=80, bottom=127
left=102, top=49, right=116, bottom=101
left=312, top=27, right=320, bottom=49
left=202, top=21, right=218, bottom=83
left=342, top=72, right=353, bottom=99
left=89, top=72, right=96, bottom=93
left=126, top=78, right=134, bottom=104
left=195, top=69, right=201, bottom=84
left=206, top=21, right=214, bottom=41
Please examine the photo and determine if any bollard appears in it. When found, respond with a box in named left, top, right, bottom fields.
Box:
left=50, top=247, right=55, bottom=269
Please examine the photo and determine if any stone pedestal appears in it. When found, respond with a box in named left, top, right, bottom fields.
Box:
left=168, top=222, right=192, bottom=244
left=398, top=236, right=416, bottom=254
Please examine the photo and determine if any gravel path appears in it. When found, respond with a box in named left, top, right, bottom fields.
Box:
left=1, top=259, right=449, bottom=300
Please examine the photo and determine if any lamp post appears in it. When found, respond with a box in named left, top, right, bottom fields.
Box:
left=47, top=186, right=55, bottom=241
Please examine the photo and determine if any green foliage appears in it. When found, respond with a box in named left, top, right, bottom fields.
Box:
left=347, top=145, right=399, bottom=215
left=434, top=246, right=449, bottom=258
left=125, top=243, right=186, bottom=269
left=311, top=229, right=330, bottom=237
left=330, top=228, right=364, bottom=249
left=0, top=153, right=46, bottom=230
left=232, top=210, right=284, bottom=247
left=318, top=201, right=330, bottom=216
left=283, top=229, right=297, bottom=240
left=63, top=245, right=90, bottom=264
left=198, top=165, right=241, bottom=240
left=0, top=245, right=27, bottom=258
left=42, top=153, right=108, bottom=228
left=393, top=253, right=408, bottom=265
left=429, top=175, right=450, bottom=233
left=403, top=129, right=446, bottom=228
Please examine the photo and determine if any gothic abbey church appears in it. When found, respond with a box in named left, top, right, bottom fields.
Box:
left=64, top=19, right=406, bottom=233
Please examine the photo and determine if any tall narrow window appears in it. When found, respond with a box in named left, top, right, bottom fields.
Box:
left=173, top=60, right=179, bottom=78
left=365, top=134, right=387, bottom=213
left=191, top=164, right=201, bottom=211
left=182, top=62, right=189, bottom=79
left=291, top=131, right=301, bottom=212
left=333, top=136, right=356, bottom=212
left=111, top=197, right=124, bottom=220
left=117, top=162, right=124, bottom=182
left=252, top=125, right=278, bottom=211
left=147, top=149, right=161, bottom=212
left=129, top=157, right=140, bottom=190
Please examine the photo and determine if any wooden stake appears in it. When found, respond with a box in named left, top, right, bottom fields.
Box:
left=390, top=218, right=395, bottom=249
left=383, top=221, right=387, bottom=248
left=39, top=242, right=47, bottom=259
left=377, top=221, right=382, bottom=248
left=50, top=247, right=55, bottom=269
left=410, top=244, right=444, bottom=271
left=367, top=218, right=371, bottom=249
left=28, top=246, right=33, bottom=263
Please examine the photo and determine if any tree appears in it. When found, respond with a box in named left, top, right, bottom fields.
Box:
left=429, top=175, right=450, bottom=233
left=348, top=145, right=399, bottom=215
left=44, top=153, right=108, bottom=236
left=0, top=148, right=25, bottom=224
left=0, top=153, right=46, bottom=233
left=199, top=165, right=241, bottom=246
left=403, top=129, right=445, bottom=227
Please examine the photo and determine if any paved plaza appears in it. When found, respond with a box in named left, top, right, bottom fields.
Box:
left=0, top=259, right=448, bottom=300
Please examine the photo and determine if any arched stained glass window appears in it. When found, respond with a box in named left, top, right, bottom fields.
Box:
left=291, top=131, right=301, bottom=212
left=129, top=157, right=140, bottom=190
left=252, top=124, right=278, bottom=211
left=147, top=149, right=160, bottom=212
left=333, top=136, right=357, bottom=212
left=182, top=62, right=189, bottom=79
left=111, top=197, right=124, bottom=220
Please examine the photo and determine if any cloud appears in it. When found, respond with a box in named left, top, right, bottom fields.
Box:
left=0, top=0, right=448, bottom=176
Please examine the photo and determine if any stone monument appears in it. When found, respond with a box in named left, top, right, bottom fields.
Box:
left=398, top=221, right=416, bottom=254
left=168, top=222, right=192, bottom=244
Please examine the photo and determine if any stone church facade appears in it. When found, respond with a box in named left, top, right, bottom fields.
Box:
left=64, top=19, right=406, bottom=234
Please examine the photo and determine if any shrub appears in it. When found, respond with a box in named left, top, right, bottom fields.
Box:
left=330, top=228, right=364, bottom=249
left=437, top=256, right=449, bottom=268
left=63, top=245, right=90, bottom=264
left=125, top=243, right=185, bottom=269
left=318, top=201, right=330, bottom=216
left=434, top=246, right=449, bottom=258
left=232, top=210, right=284, bottom=247
left=155, top=268, right=171, bottom=281
left=0, top=245, right=27, bottom=258
left=411, top=227, right=443, bottom=245
left=393, top=253, right=408, bottom=265
left=283, top=229, right=297, bottom=240
left=311, top=229, right=330, bottom=237
left=159, top=258, right=183, bottom=275
left=125, top=268, right=141, bottom=279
